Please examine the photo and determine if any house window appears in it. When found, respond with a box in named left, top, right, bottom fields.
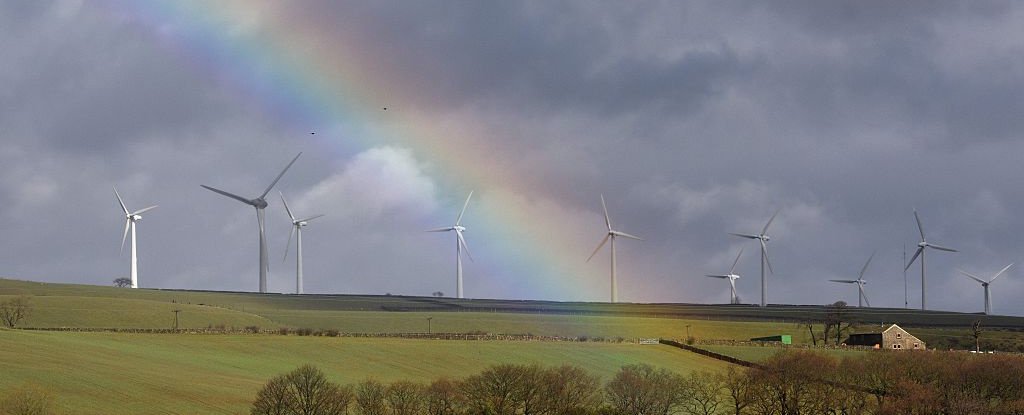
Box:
left=896, top=333, right=902, bottom=339
left=913, top=343, right=919, bottom=349
left=893, top=344, right=898, bottom=349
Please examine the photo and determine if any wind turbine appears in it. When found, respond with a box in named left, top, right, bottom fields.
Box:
left=705, top=247, right=743, bottom=304
left=280, top=191, right=324, bottom=295
left=427, top=191, right=474, bottom=299
left=730, top=210, right=779, bottom=307
left=905, top=210, right=957, bottom=310
left=201, top=152, right=302, bottom=293
left=586, top=195, right=642, bottom=303
left=959, top=264, right=1012, bottom=315
left=113, top=187, right=157, bottom=289
left=829, top=252, right=875, bottom=307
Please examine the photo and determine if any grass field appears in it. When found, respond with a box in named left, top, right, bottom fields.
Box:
left=0, top=329, right=726, bottom=414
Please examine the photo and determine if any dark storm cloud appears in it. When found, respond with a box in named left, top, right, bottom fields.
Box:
left=2, top=1, right=1023, bottom=315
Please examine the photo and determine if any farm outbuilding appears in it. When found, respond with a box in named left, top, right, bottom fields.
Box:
left=750, top=335, right=792, bottom=344
left=846, top=324, right=925, bottom=350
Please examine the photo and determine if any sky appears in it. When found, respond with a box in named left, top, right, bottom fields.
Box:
left=2, top=1, right=1024, bottom=315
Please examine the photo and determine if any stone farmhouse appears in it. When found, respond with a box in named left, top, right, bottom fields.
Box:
left=845, top=324, right=925, bottom=350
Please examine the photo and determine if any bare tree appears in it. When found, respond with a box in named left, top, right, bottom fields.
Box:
left=720, top=366, right=755, bottom=415
left=0, top=296, right=31, bottom=328
left=797, top=319, right=819, bottom=346
left=425, top=378, right=462, bottom=415
left=355, top=379, right=388, bottom=415
left=113, top=277, right=132, bottom=288
left=540, top=365, right=601, bottom=414
left=971, top=320, right=983, bottom=352
left=605, top=364, right=688, bottom=415
left=251, top=365, right=352, bottom=415
left=682, top=371, right=724, bottom=415
left=460, top=364, right=527, bottom=415
left=387, top=381, right=425, bottom=415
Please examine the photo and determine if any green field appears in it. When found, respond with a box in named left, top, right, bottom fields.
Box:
left=3, top=277, right=1023, bottom=413
left=0, top=329, right=726, bottom=414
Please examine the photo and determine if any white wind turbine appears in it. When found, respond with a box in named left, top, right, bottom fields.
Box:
left=905, top=210, right=957, bottom=310
left=705, top=247, right=743, bottom=304
left=201, top=152, right=302, bottom=293
left=959, top=264, right=1012, bottom=315
left=586, top=195, right=642, bottom=303
left=730, top=210, right=779, bottom=307
left=427, top=191, right=474, bottom=299
left=829, top=252, right=875, bottom=307
left=280, top=191, right=324, bottom=295
left=114, top=187, right=157, bottom=289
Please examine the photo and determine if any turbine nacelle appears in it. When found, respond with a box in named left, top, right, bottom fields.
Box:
left=454, top=225, right=466, bottom=233
left=251, top=198, right=269, bottom=209
left=918, top=241, right=928, bottom=248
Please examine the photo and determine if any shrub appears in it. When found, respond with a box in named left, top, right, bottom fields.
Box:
left=245, top=326, right=260, bottom=334
left=1, top=383, right=56, bottom=415
left=278, top=327, right=290, bottom=336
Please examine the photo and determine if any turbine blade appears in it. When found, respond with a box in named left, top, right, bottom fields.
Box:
left=913, top=210, right=926, bottom=241
left=927, top=244, right=958, bottom=252
left=729, top=247, right=744, bottom=275
left=614, top=231, right=643, bottom=241
left=457, top=230, right=473, bottom=262
left=905, top=247, right=923, bottom=271
left=201, top=185, right=252, bottom=205
left=761, top=239, right=774, bottom=274
left=859, top=251, right=875, bottom=279
left=284, top=225, right=295, bottom=261
left=120, top=219, right=130, bottom=254
left=586, top=234, right=611, bottom=262
left=958, top=270, right=986, bottom=284
left=705, top=275, right=729, bottom=279
left=260, top=152, right=302, bottom=199
left=455, top=191, right=473, bottom=226
left=829, top=279, right=858, bottom=283
left=989, top=263, right=1013, bottom=283
left=298, top=214, right=325, bottom=223
left=862, top=288, right=871, bottom=307
left=132, top=205, right=158, bottom=216
left=600, top=194, right=611, bottom=231
left=729, top=232, right=760, bottom=239
left=425, top=227, right=454, bottom=232
left=113, top=187, right=129, bottom=215
left=279, top=191, right=296, bottom=221
left=762, top=209, right=780, bottom=235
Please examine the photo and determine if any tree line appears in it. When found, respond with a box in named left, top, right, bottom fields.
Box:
left=251, top=349, right=1024, bottom=415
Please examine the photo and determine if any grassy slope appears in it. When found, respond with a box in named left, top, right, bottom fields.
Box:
left=0, top=329, right=725, bottom=415
left=0, top=279, right=813, bottom=341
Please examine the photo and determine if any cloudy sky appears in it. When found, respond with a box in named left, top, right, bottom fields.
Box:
left=3, top=1, right=1024, bottom=315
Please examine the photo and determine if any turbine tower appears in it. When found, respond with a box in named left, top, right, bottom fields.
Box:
left=829, top=252, right=875, bottom=307
left=201, top=152, right=302, bottom=293
left=959, top=264, right=1012, bottom=315
left=113, top=187, right=157, bottom=289
left=427, top=191, right=474, bottom=299
left=905, top=210, right=957, bottom=310
left=281, top=191, right=324, bottom=295
left=586, top=195, right=642, bottom=303
left=705, top=247, right=743, bottom=304
left=730, top=210, right=779, bottom=307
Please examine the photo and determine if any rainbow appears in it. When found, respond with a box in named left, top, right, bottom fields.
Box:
left=116, top=1, right=617, bottom=301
